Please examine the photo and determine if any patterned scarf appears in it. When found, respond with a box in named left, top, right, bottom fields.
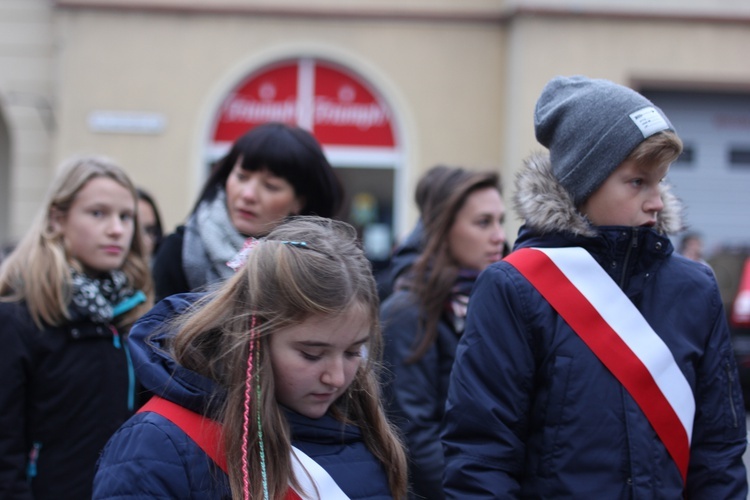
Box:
left=68, top=269, right=141, bottom=324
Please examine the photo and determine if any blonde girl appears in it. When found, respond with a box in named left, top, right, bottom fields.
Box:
left=0, top=156, right=153, bottom=498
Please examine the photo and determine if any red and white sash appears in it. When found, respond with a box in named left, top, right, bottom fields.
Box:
left=291, top=446, right=350, bottom=499
left=504, top=247, right=695, bottom=483
left=139, top=396, right=350, bottom=499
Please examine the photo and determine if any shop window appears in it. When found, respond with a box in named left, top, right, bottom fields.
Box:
left=674, top=145, right=694, bottom=166
left=729, top=147, right=750, bottom=168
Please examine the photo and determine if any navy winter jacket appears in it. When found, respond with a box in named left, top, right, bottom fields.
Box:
left=93, top=293, right=394, bottom=499
left=381, top=288, right=460, bottom=500
left=377, top=221, right=423, bottom=303
left=441, top=153, right=748, bottom=499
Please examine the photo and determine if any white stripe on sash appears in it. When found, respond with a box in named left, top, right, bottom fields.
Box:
left=537, top=247, right=695, bottom=442
left=290, top=446, right=351, bottom=500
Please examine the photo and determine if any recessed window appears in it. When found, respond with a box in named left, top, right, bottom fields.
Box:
left=674, top=145, right=694, bottom=166
left=730, top=148, right=750, bottom=168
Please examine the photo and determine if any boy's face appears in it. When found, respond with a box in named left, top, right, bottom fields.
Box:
left=579, top=159, right=669, bottom=228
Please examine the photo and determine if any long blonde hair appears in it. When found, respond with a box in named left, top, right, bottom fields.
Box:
left=0, top=155, right=153, bottom=328
left=170, top=216, right=408, bottom=499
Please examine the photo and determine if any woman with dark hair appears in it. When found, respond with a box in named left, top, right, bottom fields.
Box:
left=152, top=122, right=344, bottom=302
left=379, top=165, right=507, bottom=499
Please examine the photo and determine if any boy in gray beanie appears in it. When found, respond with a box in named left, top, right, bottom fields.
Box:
left=442, top=75, right=747, bottom=498
left=535, top=75, right=673, bottom=206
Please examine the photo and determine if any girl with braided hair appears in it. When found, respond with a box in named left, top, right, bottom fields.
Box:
left=93, top=216, right=408, bottom=499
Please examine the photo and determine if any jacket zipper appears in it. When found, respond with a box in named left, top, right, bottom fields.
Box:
left=26, top=442, right=42, bottom=481
left=619, top=228, right=639, bottom=287
left=725, top=362, right=739, bottom=428
left=111, top=326, right=136, bottom=412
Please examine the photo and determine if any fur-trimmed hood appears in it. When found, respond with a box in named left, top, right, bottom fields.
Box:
left=513, top=152, right=684, bottom=238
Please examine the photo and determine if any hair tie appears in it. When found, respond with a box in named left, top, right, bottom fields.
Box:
left=227, top=238, right=311, bottom=272
left=278, top=240, right=308, bottom=248
left=227, top=238, right=261, bottom=272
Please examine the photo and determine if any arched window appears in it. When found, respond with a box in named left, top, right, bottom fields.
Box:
left=207, top=57, right=403, bottom=265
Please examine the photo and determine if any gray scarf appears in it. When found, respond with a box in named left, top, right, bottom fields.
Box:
left=182, top=190, right=246, bottom=291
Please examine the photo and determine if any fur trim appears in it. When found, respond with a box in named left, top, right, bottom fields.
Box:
left=513, top=152, right=684, bottom=237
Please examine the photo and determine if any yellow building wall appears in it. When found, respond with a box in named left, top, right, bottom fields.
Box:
left=500, top=12, right=750, bottom=239
left=2, top=1, right=748, bottom=246
left=0, top=0, right=55, bottom=247
left=53, top=7, right=506, bottom=237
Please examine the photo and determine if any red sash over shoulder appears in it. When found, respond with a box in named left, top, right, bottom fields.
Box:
left=139, top=396, right=304, bottom=500
left=504, top=247, right=695, bottom=483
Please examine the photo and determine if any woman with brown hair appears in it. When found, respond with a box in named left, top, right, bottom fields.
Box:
left=379, top=165, right=506, bottom=499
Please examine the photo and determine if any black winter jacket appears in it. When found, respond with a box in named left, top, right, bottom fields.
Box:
left=151, top=225, right=189, bottom=302
left=381, top=288, right=462, bottom=500
left=0, top=302, right=136, bottom=499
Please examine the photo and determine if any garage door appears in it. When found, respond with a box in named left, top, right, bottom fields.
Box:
left=642, top=89, right=750, bottom=257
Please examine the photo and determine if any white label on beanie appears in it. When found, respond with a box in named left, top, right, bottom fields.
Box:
left=629, top=106, right=670, bottom=138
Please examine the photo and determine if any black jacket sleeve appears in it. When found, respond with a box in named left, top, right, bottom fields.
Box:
left=0, top=303, right=34, bottom=499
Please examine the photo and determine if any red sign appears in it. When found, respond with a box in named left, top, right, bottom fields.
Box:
left=210, top=59, right=396, bottom=151
left=213, top=64, right=298, bottom=142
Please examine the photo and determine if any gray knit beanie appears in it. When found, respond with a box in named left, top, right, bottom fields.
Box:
left=534, top=75, right=674, bottom=205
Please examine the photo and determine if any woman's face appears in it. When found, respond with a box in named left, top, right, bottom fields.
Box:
left=447, top=187, right=506, bottom=271
left=53, top=177, right=136, bottom=274
left=225, top=161, right=303, bottom=237
left=269, top=305, right=370, bottom=419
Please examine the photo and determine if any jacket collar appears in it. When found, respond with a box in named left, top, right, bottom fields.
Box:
left=512, top=152, right=684, bottom=239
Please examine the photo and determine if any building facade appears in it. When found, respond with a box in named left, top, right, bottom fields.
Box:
left=1, top=0, right=750, bottom=257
